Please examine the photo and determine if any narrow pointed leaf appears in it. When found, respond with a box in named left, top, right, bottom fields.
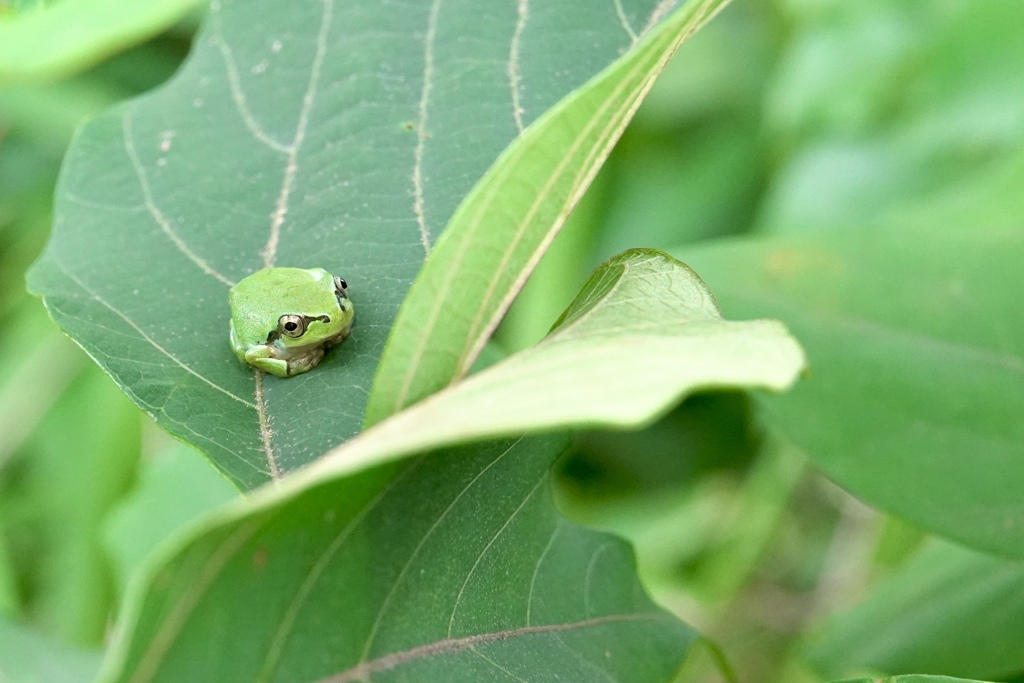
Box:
left=328, top=250, right=804, bottom=479
left=29, top=0, right=697, bottom=489
left=366, top=0, right=730, bottom=424
left=99, top=437, right=696, bottom=683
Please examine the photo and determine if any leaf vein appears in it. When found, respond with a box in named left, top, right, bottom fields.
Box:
left=613, top=0, right=639, bottom=43
left=359, top=438, right=522, bottom=662
left=507, top=0, right=528, bottom=133
left=411, top=0, right=442, bottom=256
left=447, top=473, right=547, bottom=637
left=316, top=614, right=672, bottom=683
left=525, top=525, right=559, bottom=626
left=469, top=646, right=530, bottom=682
left=641, top=0, right=678, bottom=35
left=263, top=0, right=334, bottom=267
left=582, top=542, right=614, bottom=618
left=122, top=112, right=236, bottom=287
left=253, top=370, right=280, bottom=480
left=57, top=263, right=255, bottom=408
left=255, top=460, right=426, bottom=682
left=210, top=6, right=292, bottom=153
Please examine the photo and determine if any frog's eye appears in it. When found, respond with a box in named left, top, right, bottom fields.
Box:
left=278, top=314, right=307, bottom=338
left=334, top=276, right=348, bottom=295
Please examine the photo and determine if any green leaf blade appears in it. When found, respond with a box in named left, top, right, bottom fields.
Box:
left=29, top=0, right=684, bottom=488
left=330, top=250, right=804, bottom=479
left=101, top=437, right=696, bottom=683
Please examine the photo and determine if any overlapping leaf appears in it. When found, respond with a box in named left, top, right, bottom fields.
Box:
left=327, top=249, right=804, bottom=479
left=98, top=247, right=803, bottom=683
left=29, top=0, right=692, bottom=488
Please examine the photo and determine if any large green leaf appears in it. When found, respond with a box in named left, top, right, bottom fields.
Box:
left=331, top=249, right=803, bottom=478
left=367, top=0, right=729, bottom=424
left=29, top=0, right=717, bottom=489
left=810, top=540, right=1024, bottom=681
left=99, top=436, right=696, bottom=683
left=680, top=227, right=1024, bottom=557
left=98, top=248, right=803, bottom=683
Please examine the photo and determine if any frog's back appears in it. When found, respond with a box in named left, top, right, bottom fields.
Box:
left=229, top=267, right=336, bottom=340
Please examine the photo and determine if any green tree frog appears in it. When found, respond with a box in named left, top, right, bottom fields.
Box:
left=229, top=267, right=353, bottom=378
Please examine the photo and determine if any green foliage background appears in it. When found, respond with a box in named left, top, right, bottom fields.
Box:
left=1, top=0, right=1022, bottom=682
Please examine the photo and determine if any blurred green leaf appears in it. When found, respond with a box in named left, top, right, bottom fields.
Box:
left=18, top=368, right=139, bottom=645
left=0, top=81, right=125, bottom=151
left=366, top=0, right=730, bottom=425
left=810, top=540, right=1024, bottom=681
left=99, top=436, right=697, bottom=683
left=103, top=442, right=238, bottom=593
left=325, top=250, right=804, bottom=479
left=0, top=618, right=100, bottom=683
left=0, top=302, right=86, bottom=474
left=681, top=227, right=1024, bottom=558
left=760, top=1, right=1024, bottom=234
left=685, top=436, right=805, bottom=602
left=890, top=147, right=1024, bottom=234
left=0, top=532, right=17, bottom=616
left=30, top=0, right=712, bottom=489
left=594, top=118, right=765, bottom=257
left=631, top=0, right=774, bottom=129
left=0, top=0, right=202, bottom=83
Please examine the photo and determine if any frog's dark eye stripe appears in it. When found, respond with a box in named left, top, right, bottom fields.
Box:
left=333, top=276, right=348, bottom=297
left=273, top=314, right=331, bottom=341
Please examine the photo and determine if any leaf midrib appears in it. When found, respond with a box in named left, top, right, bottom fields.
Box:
left=316, top=613, right=673, bottom=683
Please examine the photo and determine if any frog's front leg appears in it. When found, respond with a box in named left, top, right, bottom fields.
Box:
left=244, top=345, right=291, bottom=378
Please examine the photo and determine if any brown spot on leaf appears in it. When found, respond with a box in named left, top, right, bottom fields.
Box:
left=252, top=545, right=269, bottom=571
